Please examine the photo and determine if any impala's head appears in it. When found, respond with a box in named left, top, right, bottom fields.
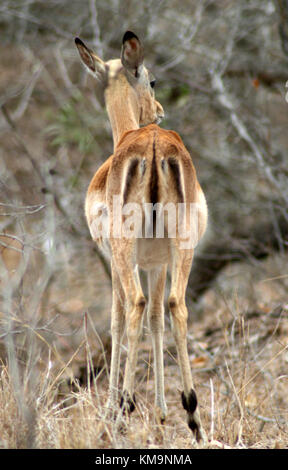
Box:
left=75, top=31, right=164, bottom=128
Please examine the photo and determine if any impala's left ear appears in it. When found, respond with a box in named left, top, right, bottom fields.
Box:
left=121, top=31, right=144, bottom=77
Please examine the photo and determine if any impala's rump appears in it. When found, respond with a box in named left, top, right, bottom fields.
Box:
left=86, top=124, right=207, bottom=256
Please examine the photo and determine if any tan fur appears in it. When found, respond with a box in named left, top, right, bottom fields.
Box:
left=76, top=32, right=207, bottom=442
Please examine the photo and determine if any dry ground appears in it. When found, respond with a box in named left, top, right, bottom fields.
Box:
left=1, top=255, right=288, bottom=449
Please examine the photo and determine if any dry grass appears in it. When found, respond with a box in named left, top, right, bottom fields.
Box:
left=1, top=275, right=287, bottom=449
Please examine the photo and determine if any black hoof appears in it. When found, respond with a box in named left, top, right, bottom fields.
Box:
left=181, top=389, right=203, bottom=442
left=181, top=389, right=197, bottom=414
left=120, top=391, right=136, bottom=414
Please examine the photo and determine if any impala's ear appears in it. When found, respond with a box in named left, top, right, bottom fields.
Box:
left=121, top=31, right=144, bottom=77
left=75, top=37, right=106, bottom=79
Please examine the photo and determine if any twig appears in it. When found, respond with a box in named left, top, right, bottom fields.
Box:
left=0, top=63, right=42, bottom=130
left=85, top=311, right=110, bottom=382
left=89, top=0, right=103, bottom=56
left=209, top=378, right=215, bottom=442
left=0, top=203, right=46, bottom=216
left=45, top=338, right=86, bottom=397
left=1, top=104, right=44, bottom=184
left=1, top=103, right=111, bottom=280
left=237, top=342, right=288, bottom=396
left=246, top=409, right=277, bottom=424
left=1, top=5, right=71, bottom=39
left=54, top=45, right=75, bottom=92
left=0, top=232, right=44, bottom=254
left=225, top=359, right=244, bottom=446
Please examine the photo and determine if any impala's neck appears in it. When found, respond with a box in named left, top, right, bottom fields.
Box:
left=105, top=75, right=140, bottom=150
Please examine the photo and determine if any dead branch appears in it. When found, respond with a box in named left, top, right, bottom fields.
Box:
left=1, top=103, right=111, bottom=280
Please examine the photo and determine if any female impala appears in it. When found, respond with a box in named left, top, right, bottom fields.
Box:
left=75, top=31, right=207, bottom=442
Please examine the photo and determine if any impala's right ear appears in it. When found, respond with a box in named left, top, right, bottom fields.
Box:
left=121, top=31, right=144, bottom=77
left=75, top=37, right=106, bottom=79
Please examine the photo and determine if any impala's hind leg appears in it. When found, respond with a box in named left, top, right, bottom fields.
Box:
left=147, top=265, right=167, bottom=424
left=111, top=241, right=146, bottom=416
left=169, top=246, right=205, bottom=442
left=106, top=260, right=125, bottom=414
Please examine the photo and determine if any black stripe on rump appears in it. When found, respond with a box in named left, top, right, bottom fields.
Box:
left=123, top=158, right=139, bottom=204
left=167, top=157, right=184, bottom=203
left=150, top=139, right=158, bottom=205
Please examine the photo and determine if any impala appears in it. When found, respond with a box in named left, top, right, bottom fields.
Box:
left=75, top=31, right=208, bottom=442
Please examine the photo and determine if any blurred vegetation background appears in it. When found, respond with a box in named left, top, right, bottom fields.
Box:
left=0, top=0, right=288, bottom=448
